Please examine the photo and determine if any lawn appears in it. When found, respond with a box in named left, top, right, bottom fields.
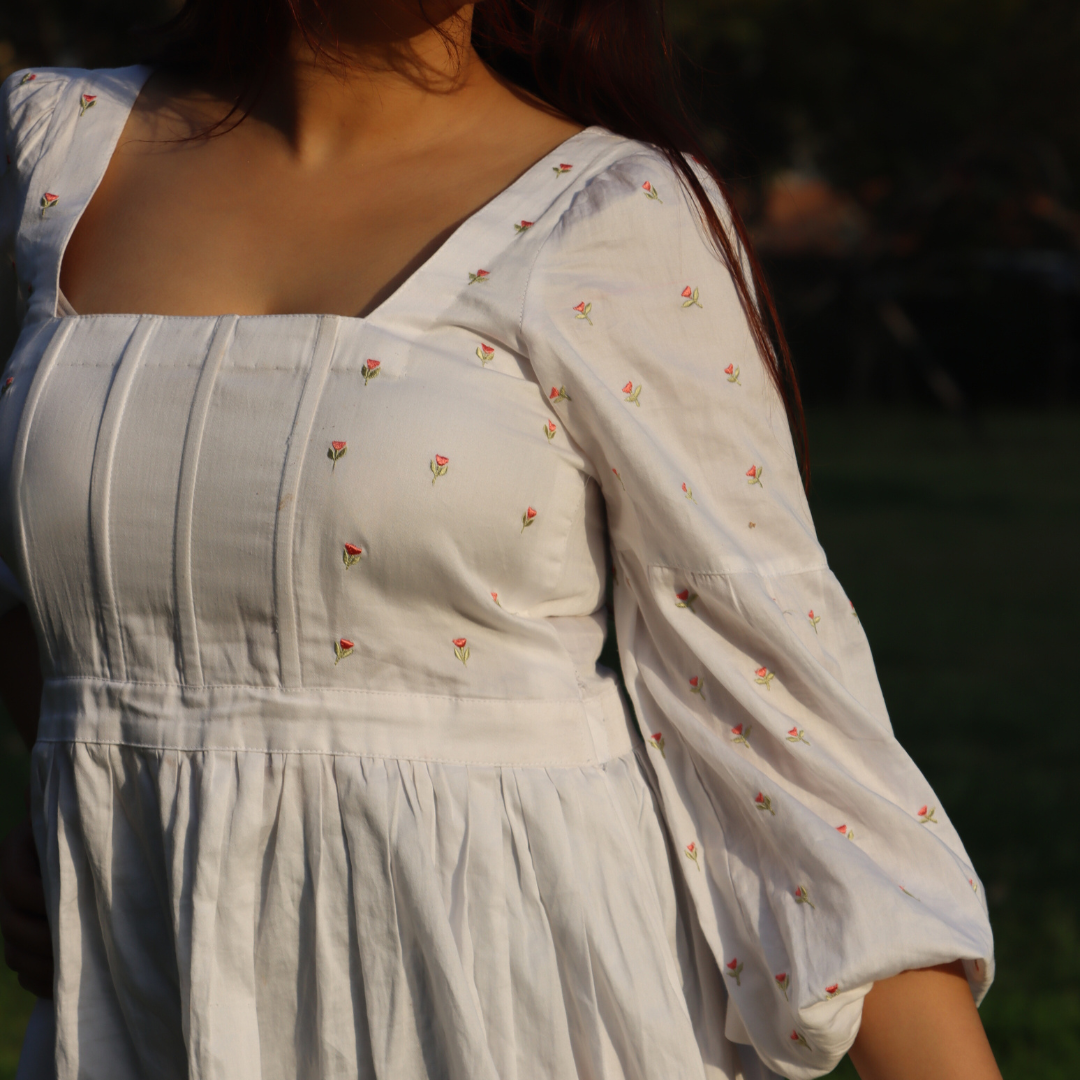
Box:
left=1, top=407, right=1077, bottom=1078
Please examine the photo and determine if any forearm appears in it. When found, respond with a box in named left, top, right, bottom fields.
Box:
left=0, top=604, right=43, bottom=750
left=849, top=961, right=1001, bottom=1080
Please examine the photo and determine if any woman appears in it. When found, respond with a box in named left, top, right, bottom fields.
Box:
left=0, top=1, right=1001, bottom=1077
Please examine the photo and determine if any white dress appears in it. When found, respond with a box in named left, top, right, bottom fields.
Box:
left=0, top=66, right=993, bottom=1080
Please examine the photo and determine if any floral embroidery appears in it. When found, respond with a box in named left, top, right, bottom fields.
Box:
left=453, top=637, right=470, bottom=665
left=1, top=377, right=13, bottom=397
left=78, top=93, right=96, bottom=117
left=20, top=73, right=36, bottom=85
left=553, top=162, right=573, bottom=175
left=725, top=958, right=743, bottom=986
left=642, top=180, right=662, bottom=202
left=918, top=804, right=938, bottom=824
left=786, top=726, right=809, bottom=744
left=850, top=600, right=860, bottom=622
left=550, top=385, right=571, bottom=403
left=775, top=972, right=790, bottom=999
left=544, top=420, right=557, bottom=441
left=725, top=363, right=741, bottom=384
left=837, top=823, right=855, bottom=840
left=430, top=454, right=449, bottom=484
left=40, top=192, right=58, bottom=218
left=612, top=467, right=625, bottom=490
left=675, top=588, right=698, bottom=611
left=755, top=791, right=776, bottom=815
left=573, top=300, right=593, bottom=324
left=754, top=665, right=774, bottom=690
left=342, top=542, right=363, bottom=568
left=649, top=732, right=666, bottom=758
left=681, top=285, right=702, bottom=308
left=790, top=1031, right=810, bottom=1050
left=731, top=722, right=751, bottom=746
left=468, top=269, right=490, bottom=284
left=521, top=506, right=537, bottom=532
left=622, top=380, right=642, bottom=405
left=746, top=464, right=764, bottom=488
left=334, top=638, right=354, bottom=664
left=826, top=983, right=839, bottom=999
left=476, top=343, right=495, bottom=365
left=682, top=482, right=696, bottom=503
left=808, top=609, right=820, bottom=633
left=491, top=591, right=501, bottom=606
left=689, top=675, right=704, bottom=695
left=899, top=884, right=920, bottom=900
left=514, top=219, right=534, bottom=233
left=361, top=358, right=381, bottom=385
left=794, top=885, right=816, bottom=908
left=684, top=841, right=701, bottom=869
left=327, top=440, right=347, bottom=469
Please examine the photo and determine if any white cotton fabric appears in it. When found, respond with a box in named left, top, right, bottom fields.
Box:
left=0, top=66, right=993, bottom=1080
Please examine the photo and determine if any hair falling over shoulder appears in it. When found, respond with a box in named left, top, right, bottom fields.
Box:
left=149, top=0, right=808, bottom=485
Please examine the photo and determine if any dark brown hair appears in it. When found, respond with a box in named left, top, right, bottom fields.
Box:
left=152, top=0, right=807, bottom=480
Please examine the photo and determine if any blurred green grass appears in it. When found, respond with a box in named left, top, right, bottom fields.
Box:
left=1, top=408, right=1077, bottom=1078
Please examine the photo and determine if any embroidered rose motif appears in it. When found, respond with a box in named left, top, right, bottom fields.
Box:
left=682, top=482, right=696, bottom=502
left=514, top=219, right=534, bottom=233
left=684, top=841, right=701, bottom=869
left=612, top=467, right=625, bottom=490
left=521, top=506, right=537, bottom=532
left=731, top=722, right=751, bottom=746
left=359, top=358, right=381, bottom=385
left=544, top=420, right=556, bottom=441
left=550, top=385, right=571, bottom=403
left=1, top=377, right=13, bottom=397
left=334, top=638, right=354, bottom=664
left=430, top=454, right=449, bottom=484
left=622, top=380, right=642, bottom=405
left=342, top=542, right=363, bottom=568
left=553, top=162, right=573, bottom=175
left=327, top=440, right=347, bottom=469
left=689, top=676, right=704, bottom=695
left=642, top=180, right=662, bottom=202
left=468, top=269, right=490, bottom=284
left=649, top=732, right=666, bottom=758
left=918, top=804, right=938, bottom=824
left=754, top=791, right=776, bottom=815
left=837, top=824, right=855, bottom=840
left=724, top=958, right=743, bottom=986
left=899, top=884, right=920, bottom=900
left=476, top=343, right=495, bottom=365
left=40, top=192, right=58, bottom=218
left=808, top=609, right=820, bottom=633
left=675, top=588, right=698, bottom=611
left=725, top=363, right=741, bottom=384
left=573, top=300, right=593, bottom=324
left=775, top=972, right=790, bottom=999
left=786, top=726, right=809, bottom=745
left=681, top=285, right=702, bottom=308
left=20, top=73, right=36, bottom=85
left=826, top=983, right=839, bottom=999
left=790, top=1030, right=810, bottom=1049
left=754, top=665, right=774, bottom=690
left=491, top=591, right=501, bottom=605
left=794, top=885, right=815, bottom=908
left=78, top=93, right=96, bottom=117
left=970, top=878, right=978, bottom=893
left=453, top=637, right=470, bottom=665
left=746, top=464, right=764, bottom=487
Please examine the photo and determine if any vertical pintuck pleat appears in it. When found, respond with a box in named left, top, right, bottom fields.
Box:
left=173, top=316, right=237, bottom=687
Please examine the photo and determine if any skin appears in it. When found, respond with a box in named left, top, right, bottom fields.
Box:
left=3, top=3, right=1002, bottom=1076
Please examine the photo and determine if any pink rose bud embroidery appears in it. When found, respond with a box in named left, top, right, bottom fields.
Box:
left=970, top=878, right=978, bottom=893
left=918, top=804, right=938, bottom=824
left=684, top=841, right=701, bottom=870
left=689, top=675, right=704, bottom=695
left=754, top=665, right=774, bottom=690
left=725, top=363, right=741, bottom=385
left=514, top=219, right=534, bottom=233
left=40, top=192, right=59, bottom=218
left=786, top=726, right=809, bottom=745
left=754, top=791, right=775, bottom=815
left=837, top=823, right=855, bottom=840
left=682, top=481, right=696, bottom=502
left=431, top=454, right=449, bottom=484
left=468, top=268, right=490, bottom=284
left=731, top=722, right=751, bottom=746
left=327, top=440, right=347, bottom=469
left=622, top=380, right=641, bottom=405
left=746, top=464, right=764, bottom=488
left=649, top=732, right=666, bottom=758
left=791, top=1030, right=810, bottom=1049
left=825, top=983, right=839, bottom=998
left=453, top=637, right=470, bottom=665
left=361, top=358, right=381, bottom=385
left=553, top=162, right=573, bottom=175
left=794, top=885, right=815, bottom=908
left=476, top=343, right=495, bottom=365
left=775, top=972, right=790, bottom=999
left=641, top=180, right=662, bottom=202
left=549, top=385, right=571, bottom=403
left=342, top=542, right=362, bottom=569
left=78, top=93, right=97, bottom=117
left=544, top=420, right=556, bottom=441
left=611, top=467, right=625, bottom=490
left=1, top=376, right=13, bottom=397
left=573, top=300, right=593, bottom=324
left=674, top=588, right=698, bottom=612
left=334, top=638, right=354, bottom=664
left=20, top=73, right=36, bottom=85
left=681, top=285, right=702, bottom=308
left=491, top=591, right=500, bottom=605
left=808, top=609, right=820, bottom=633
left=521, top=506, right=537, bottom=532
left=724, top=958, right=743, bottom=985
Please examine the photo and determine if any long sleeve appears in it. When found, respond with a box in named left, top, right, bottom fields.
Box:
left=519, top=149, right=993, bottom=1079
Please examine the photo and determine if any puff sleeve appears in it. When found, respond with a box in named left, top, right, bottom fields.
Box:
left=519, top=151, right=994, bottom=1078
